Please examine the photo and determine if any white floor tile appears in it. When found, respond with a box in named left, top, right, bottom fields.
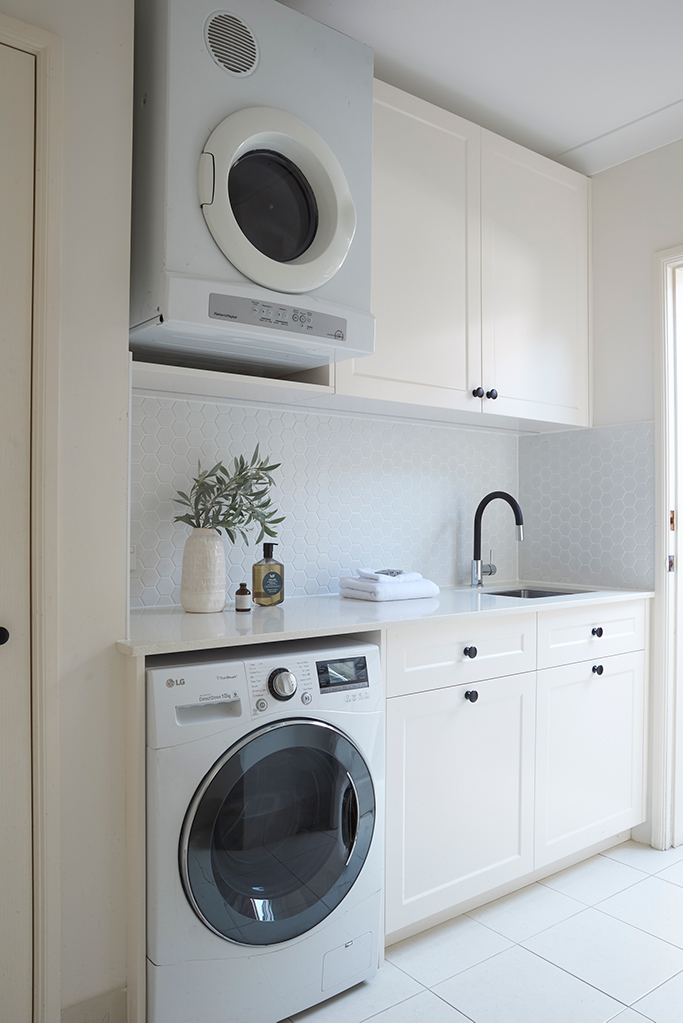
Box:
left=522, top=907, right=683, bottom=1004
left=632, top=970, right=683, bottom=1022
left=465, top=881, right=585, bottom=942
left=385, top=914, right=513, bottom=987
left=655, top=859, right=683, bottom=887
left=601, top=842, right=683, bottom=874
left=598, top=876, right=683, bottom=948
left=290, top=962, right=423, bottom=1023
left=363, top=990, right=473, bottom=1022
left=540, top=854, right=647, bottom=905
left=433, top=945, right=624, bottom=1023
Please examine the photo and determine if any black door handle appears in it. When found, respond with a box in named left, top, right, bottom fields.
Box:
left=463, top=646, right=478, bottom=659
left=592, top=627, right=603, bottom=637
left=592, top=664, right=604, bottom=675
left=472, top=387, right=485, bottom=398
left=464, top=690, right=479, bottom=703
left=0, top=628, right=9, bottom=646
left=486, top=389, right=498, bottom=399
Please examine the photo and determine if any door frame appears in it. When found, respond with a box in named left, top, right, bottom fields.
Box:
left=0, top=13, right=62, bottom=1022
left=654, top=244, right=683, bottom=851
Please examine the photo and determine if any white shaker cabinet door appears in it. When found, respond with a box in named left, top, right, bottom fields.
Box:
left=480, top=130, right=589, bottom=426
left=335, top=80, right=481, bottom=411
left=535, top=650, right=646, bottom=868
left=385, top=672, right=536, bottom=938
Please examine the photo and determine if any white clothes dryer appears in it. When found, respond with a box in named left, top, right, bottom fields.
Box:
left=130, top=0, right=375, bottom=376
left=146, top=637, right=384, bottom=1023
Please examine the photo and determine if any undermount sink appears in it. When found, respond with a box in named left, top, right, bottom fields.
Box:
left=487, top=588, right=592, bottom=599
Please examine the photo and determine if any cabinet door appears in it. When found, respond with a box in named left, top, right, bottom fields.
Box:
left=386, top=672, right=536, bottom=937
left=335, top=80, right=481, bottom=411
left=386, top=613, right=536, bottom=698
left=535, top=651, right=646, bottom=868
left=480, top=130, right=589, bottom=426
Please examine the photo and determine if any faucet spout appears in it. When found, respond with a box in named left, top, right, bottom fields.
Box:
left=472, top=491, right=524, bottom=587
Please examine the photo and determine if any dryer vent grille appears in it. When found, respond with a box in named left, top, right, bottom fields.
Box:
left=206, top=13, right=258, bottom=76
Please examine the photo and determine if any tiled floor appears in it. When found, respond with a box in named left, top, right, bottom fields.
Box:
left=281, top=841, right=683, bottom=1023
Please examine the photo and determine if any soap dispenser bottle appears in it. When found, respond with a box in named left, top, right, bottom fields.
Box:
left=252, top=542, right=284, bottom=606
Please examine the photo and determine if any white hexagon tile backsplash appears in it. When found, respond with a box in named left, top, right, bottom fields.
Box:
left=129, top=394, right=655, bottom=608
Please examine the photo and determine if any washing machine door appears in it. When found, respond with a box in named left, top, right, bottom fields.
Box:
left=198, top=107, right=357, bottom=294
left=180, top=718, right=375, bottom=946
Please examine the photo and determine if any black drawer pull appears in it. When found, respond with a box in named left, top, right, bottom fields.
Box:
left=0, top=627, right=9, bottom=646
left=464, top=690, right=479, bottom=703
left=463, top=646, right=478, bottom=659
left=592, top=664, right=604, bottom=675
left=592, top=627, right=603, bottom=637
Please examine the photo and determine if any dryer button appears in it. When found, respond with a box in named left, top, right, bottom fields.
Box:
left=301, top=691, right=312, bottom=706
left=255, top=698, right=268, bottom=712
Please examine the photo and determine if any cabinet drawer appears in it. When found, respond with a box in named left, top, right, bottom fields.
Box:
left=537, top=599, right=645, bottom=669
left=386, top=613, right=536, bottom=698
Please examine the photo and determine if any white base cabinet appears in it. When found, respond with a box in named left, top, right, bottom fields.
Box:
left=386, top=672, right=536, bottom=935
left=385, top=600, right=648, bottom=938
left=535, top=650, right=646, bottom=868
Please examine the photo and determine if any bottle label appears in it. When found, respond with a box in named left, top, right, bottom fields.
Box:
left=235, top=593, right=251, bottom=610
left=262, top=571, right=283, bottom=596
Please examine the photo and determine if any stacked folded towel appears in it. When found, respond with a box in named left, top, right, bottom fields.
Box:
left=340, top=568, right=440, bottom=601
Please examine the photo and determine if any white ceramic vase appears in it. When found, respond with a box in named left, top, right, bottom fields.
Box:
left=179, top=528, right=226, bottom=613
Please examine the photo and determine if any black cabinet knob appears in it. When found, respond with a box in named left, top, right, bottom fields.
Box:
left=486, top=389, right=498, bottom=399
left=463, top=646, right=478, bottom=659
left=592, top=627, right=603, bottom=637
left=0, top=627, right=9, bottom=646
left=472, top=387, right=485, bottom=398
left=464, top=690, right=479, bottom=703
left=592, top=664, right=604, bottom=675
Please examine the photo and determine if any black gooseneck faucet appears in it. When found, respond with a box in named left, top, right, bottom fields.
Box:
left=471, top=491, right=524, bottom=586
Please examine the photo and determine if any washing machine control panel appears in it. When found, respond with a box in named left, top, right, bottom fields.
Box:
left=245, top=649, right=378, bottom=719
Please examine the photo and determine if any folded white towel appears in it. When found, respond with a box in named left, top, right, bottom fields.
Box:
left=357, top=567, right=423, bottom=583
left=340, top=579, right=440, bottom=601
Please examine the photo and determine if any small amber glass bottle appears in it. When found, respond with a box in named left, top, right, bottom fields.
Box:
left=252, top=543, right=284, bottom=606
left=235, top=582, right=251, bottom=612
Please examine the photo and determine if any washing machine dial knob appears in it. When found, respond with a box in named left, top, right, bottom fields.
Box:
left=268, top=668, right=297, bottom=701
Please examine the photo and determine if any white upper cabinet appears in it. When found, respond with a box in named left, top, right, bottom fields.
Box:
left=336, top=81, right=481, bottom=411
left=480, top=131, right=589, bottom=425
left=336, top=81, right=590, bottom=428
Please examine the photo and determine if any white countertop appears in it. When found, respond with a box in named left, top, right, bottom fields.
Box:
left=118, top=584, right=654, bottom=658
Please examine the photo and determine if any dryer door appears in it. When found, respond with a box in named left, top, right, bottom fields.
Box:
left=198, top=107, right=357, bottom=294
left=180, top=718, right=375, bottom=945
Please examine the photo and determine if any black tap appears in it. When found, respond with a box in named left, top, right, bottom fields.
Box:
left=472, top=491, right=524, bottom=586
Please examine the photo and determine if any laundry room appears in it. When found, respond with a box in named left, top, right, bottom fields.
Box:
left=3, top=1, right=683, bottom=1022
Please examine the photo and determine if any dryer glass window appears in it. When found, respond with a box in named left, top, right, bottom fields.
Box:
left=180, top=719, right=375, bottom=945
left=228, top=149, right=319, bottom=262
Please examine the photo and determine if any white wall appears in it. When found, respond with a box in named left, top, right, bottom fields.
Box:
left=592, top=137, right=683, bottom=426
left=2, top=0, right=133, bottom=1012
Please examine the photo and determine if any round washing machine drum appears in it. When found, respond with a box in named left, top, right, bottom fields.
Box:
left=180, top=718, right=375, bottom=946
left=198, top=107, right=357, bottom=294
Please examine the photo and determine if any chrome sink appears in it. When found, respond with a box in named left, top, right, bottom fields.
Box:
left=488, top=588, right=591, bottom=599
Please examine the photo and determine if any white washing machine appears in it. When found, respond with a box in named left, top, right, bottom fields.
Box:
left=130, top=0, right=375, bottom=376
left=146, top=637, right=384, bottom=1023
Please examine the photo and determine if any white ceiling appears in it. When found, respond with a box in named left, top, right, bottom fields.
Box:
left=276, top=0, right=683, bottom=175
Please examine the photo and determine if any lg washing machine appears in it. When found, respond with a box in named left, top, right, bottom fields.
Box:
left=145, top=637, right=384, bottom=1023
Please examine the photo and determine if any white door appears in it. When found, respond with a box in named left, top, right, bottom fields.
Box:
left=385, top=672, right=536, bottom=937
left=480, top=130, right=589, bottom=426
left=535, top=651, right=646, bottom=868
left=335, top=80, right=481, bottom=411
left=0, top=40, right=35, bottom=1020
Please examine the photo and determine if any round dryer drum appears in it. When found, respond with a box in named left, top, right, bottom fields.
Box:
left=179, top=718, right=375, bottom=945
left=198, top=107, right=357, bottom=293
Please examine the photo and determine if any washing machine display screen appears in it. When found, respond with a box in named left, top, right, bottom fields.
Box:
left=316, top=656, right=369, bottom=693
left=228, top=149, right=319, bottom=263
left=180, top=719, right=375, bottom=946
